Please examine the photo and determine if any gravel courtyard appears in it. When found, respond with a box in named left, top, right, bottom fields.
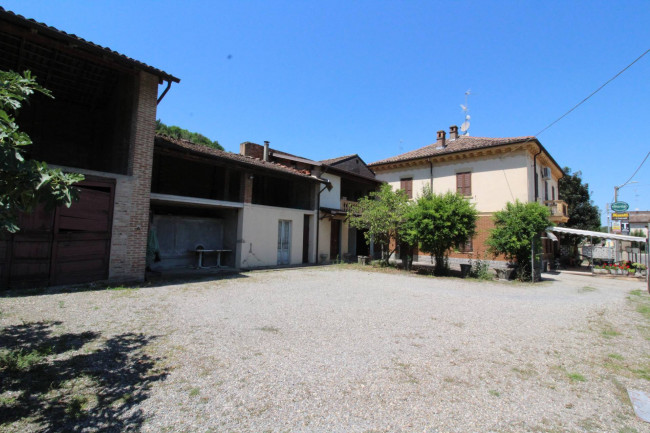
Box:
left=1, top=267, right=649, bottom=432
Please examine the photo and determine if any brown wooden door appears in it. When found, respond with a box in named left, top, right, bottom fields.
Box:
left=330, top=220, right=341, bottom=260
left=50, top=181, right=114, bottom=285
left=0, top=177, right=115, bottom=289
left=302, top=215, right=310, bottom=264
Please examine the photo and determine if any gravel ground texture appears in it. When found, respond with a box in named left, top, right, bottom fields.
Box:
left=1, top=266, right=649, bottom=433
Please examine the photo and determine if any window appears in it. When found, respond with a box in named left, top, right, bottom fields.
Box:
left=459, top=237, right=473, bottom=253
left=400, top=178, right=413, bottom=199
left=552, top=186, right=555, bottom=201
left=456, top=172, right=471, bottom=196
left=544, top=181, right=549, bottom=201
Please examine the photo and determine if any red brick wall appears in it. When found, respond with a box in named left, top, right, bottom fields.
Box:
left=447, top=214, right=504, bottom=261
left=410, top=214, right=507, bottom=262
left=240, top=142, right=264, bottom=159
left=108, top=71, right=158, bottom=282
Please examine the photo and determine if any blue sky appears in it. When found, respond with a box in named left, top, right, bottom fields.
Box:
left=4, top=0, right=650, bottom=224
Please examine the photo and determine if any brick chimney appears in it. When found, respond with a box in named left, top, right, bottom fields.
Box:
left=436, top=130, right=446, bottom=147
left=449, top=125, right=459, bottom=140
left=240, top=141, right=264, bottom=159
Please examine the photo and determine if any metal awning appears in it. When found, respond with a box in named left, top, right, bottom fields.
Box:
left=545, top=231, right=559, bottom=242
left=547, top=226, right=647, bottom=243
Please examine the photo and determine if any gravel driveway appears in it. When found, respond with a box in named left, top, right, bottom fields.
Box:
left=1, top=267, right=649, bottom=432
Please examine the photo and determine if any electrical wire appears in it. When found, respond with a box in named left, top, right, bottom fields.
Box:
left=535, top=48, right=650, bottom=137
left=611, top=150, right=650, bottom=202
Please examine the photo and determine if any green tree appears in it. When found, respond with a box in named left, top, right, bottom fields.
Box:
left=406, top=189, right=477, bottom=275
left=630, top=229, right=647, bottom=253
left=558, top=167, right=601, bottom=247
left=486, top=201, right=552, bottom=281
left=347, top=184, right=413, bottom=266
left=155, top=119, right=224, bottom=150
left=1, top=70, right=84, bottom=233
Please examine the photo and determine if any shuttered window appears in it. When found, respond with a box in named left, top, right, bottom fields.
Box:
left=400, top=178, right=413, bottom=199
left=456, top=172, right=471, bottom=196
left=459, top=238, right=473, bottom=253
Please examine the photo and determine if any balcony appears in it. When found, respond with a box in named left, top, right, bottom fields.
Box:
left=544, top=200, right=569, bottom=223
left=341, top=199, right=358, bottom=213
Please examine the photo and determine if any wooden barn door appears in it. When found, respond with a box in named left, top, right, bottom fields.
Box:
left=0, top=177, right=115, bottom=289
left=50, top=179, right=115, bottom=285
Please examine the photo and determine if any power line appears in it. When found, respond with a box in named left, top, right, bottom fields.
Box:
left=611, top=150, right=650, bottom=202
left=535, top=48, right=650, bottom=137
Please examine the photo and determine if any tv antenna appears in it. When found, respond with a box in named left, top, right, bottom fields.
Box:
left=460, top=89, right=471, bottom=136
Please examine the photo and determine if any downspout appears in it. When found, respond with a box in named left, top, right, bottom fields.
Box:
left=157, top=80, right=172, bottom=105
left=533, top=145, right=543, bottom=202
left=428, top=158, right=433, bottom=191
left=315, top=166, right=331, bottom=264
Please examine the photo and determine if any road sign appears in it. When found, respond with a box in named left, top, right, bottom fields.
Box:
left=611, top=201, right=630, bottom=212
left=612, top=212, right=629, bottom=220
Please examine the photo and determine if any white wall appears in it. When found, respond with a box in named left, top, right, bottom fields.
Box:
left=528, top=154, right=560, bottom=203
left=319, top=173, right=341, bottom=209
left=238, top=204, right=317, bottom=268
left=376, top=151, right=531, bottom=212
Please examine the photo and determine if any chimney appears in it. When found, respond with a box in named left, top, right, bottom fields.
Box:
left=449, top=125, right=459, bottom=140
left=436, top=130, right=446, bottom=147
left=263, top=141, right=270, bottom=162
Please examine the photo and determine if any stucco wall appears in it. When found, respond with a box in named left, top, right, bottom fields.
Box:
left=320, top=173, right=341, bottom=209
left=239, top=204, right=317, bottom=268
left=318, top=218, right=350, bottom=262
left=527, top=154, right=560, bottom=203
left=375, top=151, right=531, bottom=212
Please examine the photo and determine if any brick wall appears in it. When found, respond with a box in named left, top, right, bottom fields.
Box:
left=108, top=71, right=159, bottom=282
left=447, top=214, right=503, bottom=261
left=240, top=141, right=264, bottom=159
left=407, top=213, right=507, bottom=262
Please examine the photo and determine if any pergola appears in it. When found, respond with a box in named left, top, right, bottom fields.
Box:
left=547, top=226, right=649, bottom=293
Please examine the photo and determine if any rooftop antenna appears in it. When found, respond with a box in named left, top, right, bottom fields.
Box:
left=460, top=89, right=471, bottom=136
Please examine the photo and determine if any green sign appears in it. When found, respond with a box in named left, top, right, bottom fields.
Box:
left=611, top=201, right=629, bottom=212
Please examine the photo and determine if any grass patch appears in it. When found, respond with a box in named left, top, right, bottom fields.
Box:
left=189, top=387, right=200, bottom=397
left=512, top=365, right=538, bottom=379
left=609, top=353, right=624, bottom=361
left=488, top=389, right=500, bottom=397
left=578, top=286, right=597, bottom=293
left=257, top=326, right=280, bottom=334
left=64, top=395, right=89, bottom=419
left=0, top=346, right=52, bottom=371
left=566, top=372, right=587, bottom=382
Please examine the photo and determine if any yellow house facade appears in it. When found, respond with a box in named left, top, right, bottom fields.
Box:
left=369, top=126, right=567, bottom=264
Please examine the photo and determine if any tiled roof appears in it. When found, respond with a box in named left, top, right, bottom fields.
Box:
left=155, top=135, right=316, bottom=180
left=319, top=154, right=358, bottom=165
left=369, top=136, right=536, bottom=166
left=629, top=211, right=650, bottom=224
left=0, top=7, right=179, bottom=83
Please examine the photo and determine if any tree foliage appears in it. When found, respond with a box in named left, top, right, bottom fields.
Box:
left=0, top=70, right=84, bottom=233
left=347, top=184, right=413, bottom=265
left=156, top=119, right=223, bottom=150
left=405, top=189, right=478, bottom=275
left=558, top=166, right=600, bottom=247
left=486, top=200, right=551, bottom=281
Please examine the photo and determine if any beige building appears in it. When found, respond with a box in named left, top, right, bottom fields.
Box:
left=369, top=126, right=567, bottom=264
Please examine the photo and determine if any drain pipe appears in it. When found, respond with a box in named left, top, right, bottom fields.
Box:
left=314, top=167, right=332, bottom=264
left=533, top=145, right=543, bottom=202
left=157, top=80, right=173, bottom=105
left=428, top=158, right=433, bottom=192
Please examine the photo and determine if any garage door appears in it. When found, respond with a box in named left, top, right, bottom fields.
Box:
left=0, top=177, right=115, bottom=289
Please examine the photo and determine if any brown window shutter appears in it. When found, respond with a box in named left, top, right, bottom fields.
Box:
left=457, top=172, right=471, bottom=196
left=401, top=178, right=413, bottom=199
